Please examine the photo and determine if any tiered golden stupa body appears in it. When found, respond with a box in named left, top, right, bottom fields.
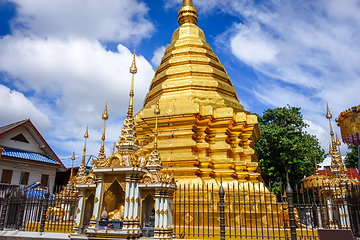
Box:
left=135, top=0, right=261, bottom=187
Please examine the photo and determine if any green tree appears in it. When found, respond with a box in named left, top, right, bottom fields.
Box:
left=255, top=105, right=325, bottom=187
left=344, top=145, right=359, bottom=168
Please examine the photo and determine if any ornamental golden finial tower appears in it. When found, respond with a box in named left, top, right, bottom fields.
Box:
left=135, top=0, right=261, bottom=187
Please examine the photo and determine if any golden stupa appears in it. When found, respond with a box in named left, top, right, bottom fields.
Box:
left=135, top=0, right=261, bottom=187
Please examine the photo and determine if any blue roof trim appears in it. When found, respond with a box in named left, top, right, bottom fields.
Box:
left=2, top=147, right=59, bottom=165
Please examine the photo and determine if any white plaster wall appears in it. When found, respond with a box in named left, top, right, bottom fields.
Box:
left=0, top=159, right=56, bottom=190
left=0, top=126, right=46, bottom=154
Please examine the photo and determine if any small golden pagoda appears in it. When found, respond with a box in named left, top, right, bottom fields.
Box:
left=135, top=0, right=261, bottom=187
left=302, top=155, right=326, bottom=189
left=70, top=52, right=176, bottom=240
left=319, top=105, right=359, bottom=229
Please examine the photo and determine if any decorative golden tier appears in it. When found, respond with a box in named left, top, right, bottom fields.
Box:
left=135, top=0, right=261, bottom=186
left=337, top=104, right=360, bottom=146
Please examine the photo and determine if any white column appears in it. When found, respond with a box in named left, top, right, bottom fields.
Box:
left=133, top=180, right=140, bottom=223
left=167, top=194, right=173, bottom=229
left=76, top=191, right=84, bottom=233
left=124, top=180, right=131, bottom=221
left=155, top=193, right=160, bottom=229
left=327, top=198, right=335, bottom=228
left=92, top=177, right=103, bottom=227
left=128, top=179, right=135, bottom=222
left=340, top=202, right=350, bottom=228
left=163, top=194, right=169, bottom=230
left=159, top=195, right=164, bottom=229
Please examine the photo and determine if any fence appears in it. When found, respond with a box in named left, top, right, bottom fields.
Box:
left=0, top=185, right=77, bottom=233
left=0, top=181, right=359, bottom=239
left=173, top=180, right=360, bottom=240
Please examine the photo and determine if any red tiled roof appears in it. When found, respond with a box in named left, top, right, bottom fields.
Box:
left=319, top=168, right=359, bottom=180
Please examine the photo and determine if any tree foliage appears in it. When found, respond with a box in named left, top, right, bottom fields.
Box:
left=255, top=105, right=325, bottom=186
left=345, top=145, right=359, bottom=168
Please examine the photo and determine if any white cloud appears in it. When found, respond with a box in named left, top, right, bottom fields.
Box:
left=151, top=46, right=167, bottom=67
left=0, top=0, right=156, bottom=156
left=8, top=0, right=154, bottom=43
left=0, top=85, right=51, bottom=132
left=0, top=35, right=154, bottom=154
left=230, top=23, right=278, bottom=66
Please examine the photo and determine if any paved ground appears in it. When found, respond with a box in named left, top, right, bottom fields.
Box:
left=0, top=231, right=70, bottom=240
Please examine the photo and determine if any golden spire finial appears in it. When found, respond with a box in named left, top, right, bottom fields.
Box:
left=326, top=103, right=332, bottom=119
left=98, top=103, right=108, bottom=160
left=130, top=49, right=137, bottom=74
left=326, top=104, right=336, bottom=151
left=76, top=126, right=88, bottom=181
left=127, top=50, right=137, bottom=116
left=183, top=0, right=194, bottom=6
left=314, top=154, right=319, bottom=174
left=154, top=101, right=160, bottom=149
left=70, top=151, right=75, bottom=182
left=83, top=125, right=88, bottom=157
left=178, top=0, right=198, bottom=25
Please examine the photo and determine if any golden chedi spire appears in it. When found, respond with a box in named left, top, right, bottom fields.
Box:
left=98, top=103, right=108, bottom=160
left=76, top=127, right=89, bottom=182
left=116, top=51, right=140, bottom=154
left=326, top=105, right=345, bottom=176
left=135, top=1, right=260, bottom=187
left=128, top=50, right=137, bottom=117
left=59, top=151, right=78, bottom=198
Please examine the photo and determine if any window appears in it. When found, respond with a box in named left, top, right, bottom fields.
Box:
left=1, top=169, right=13, bottom=184
left=41, top=174, right=49, bottom=187
left=19, top=171, right=29, bottom=185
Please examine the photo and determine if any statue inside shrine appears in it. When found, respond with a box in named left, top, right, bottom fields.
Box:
left=108, top=204, right=125, bottom=221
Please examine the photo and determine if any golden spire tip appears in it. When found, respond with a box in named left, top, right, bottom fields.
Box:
left=102, top=103, right=109, bottom=120
left=130, top=50, right=137, bottom=74
left=84, top=126, right=89, bottom=138
left=326, top=102, right=332, bottom=119
left=183, top=0, right=194, bottom=7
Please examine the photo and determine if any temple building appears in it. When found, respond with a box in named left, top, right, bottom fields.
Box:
left=70, top=0, right=273, bottom=238
left=134, top=0, right=260, bottom=188
left=70, top=53, right=176, bottom=239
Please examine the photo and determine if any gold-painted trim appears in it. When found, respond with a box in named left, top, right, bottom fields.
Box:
left=94, top=197, right=99, bottom=203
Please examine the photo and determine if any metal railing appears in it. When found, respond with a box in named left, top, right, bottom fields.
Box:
left=0, top=186, right=77, bottom=233
left=173, top=180, right=360, bottom=240
left=0, top=180, right=359, bottom=239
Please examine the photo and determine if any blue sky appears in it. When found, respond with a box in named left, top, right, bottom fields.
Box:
left=0, top=0, right=359, bottom=160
